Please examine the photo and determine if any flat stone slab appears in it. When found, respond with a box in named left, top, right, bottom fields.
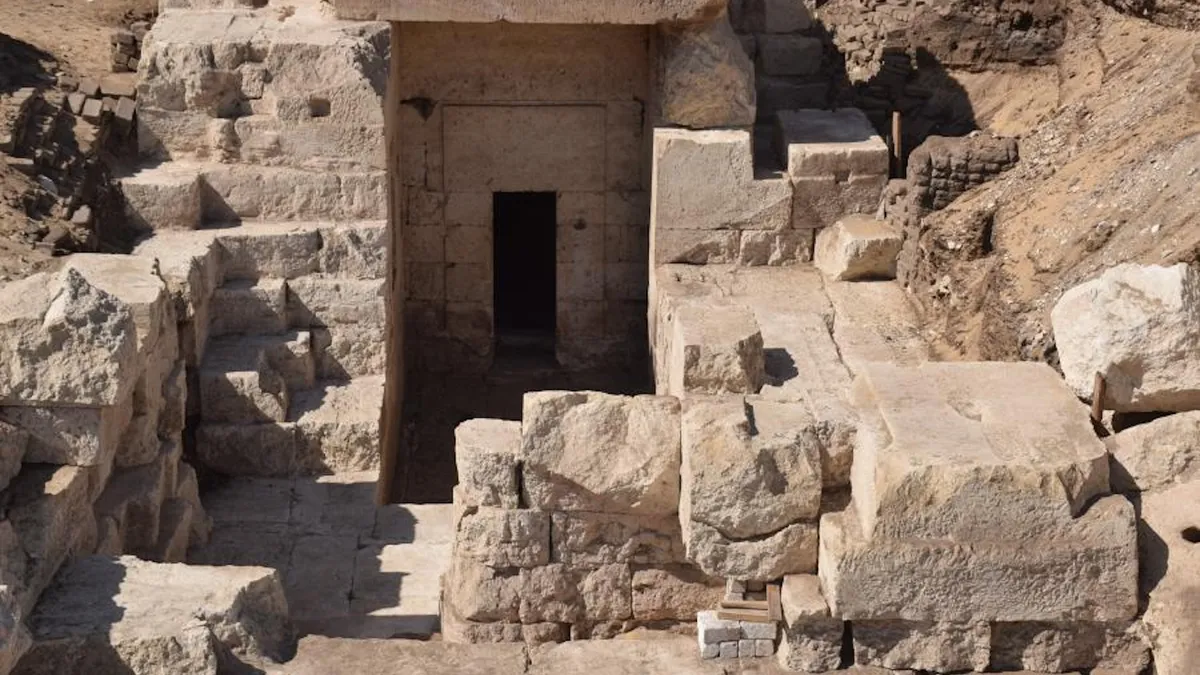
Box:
left=334, top=0, right=724, bottom=24
left=273, top=636, right=527, bottom=675
left=776, top=108, right=890, bottom=178
left=851, top=361, right=1110, bottom=541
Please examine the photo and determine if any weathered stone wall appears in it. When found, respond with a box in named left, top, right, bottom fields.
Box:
left=396, top=22, right=653, bottom=371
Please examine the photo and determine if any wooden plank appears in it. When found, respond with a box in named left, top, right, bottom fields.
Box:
left=719, top=599, right=769, bottom=611
left=1091, top=372, right=1107, bottom=423
left=767, top=583, right=782, bottom=622
left=717, top=608, right=772, bottom=624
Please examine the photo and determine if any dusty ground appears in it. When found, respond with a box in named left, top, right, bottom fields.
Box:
left=900, top=2, right=1200, bottom=362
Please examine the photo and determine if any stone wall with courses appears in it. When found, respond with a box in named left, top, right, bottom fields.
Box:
left=0, top=256, right=213, bottom=672
left=397, top=22, right=653, bottom=372
left=442, top=393, right=726, bottom=643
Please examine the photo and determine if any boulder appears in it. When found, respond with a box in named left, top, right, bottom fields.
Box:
left=1139, top=480, right=1200, bottom=675
left=521, top=392, right=680, bottom=516
left=850, top=361, right=1110, bottom=541
left=14, top=556, right=293, bottom=675
left=667, top=304, right=766, bottom=396
left=777, top=575, right=843, bottom=673
left=813, top=216, right=902, bottom=281
left=680, top=397, right=822, bottom=539
left=1107, top=411, right=1200, bottom=493
left=657, top=13, right=755, bottom=128
left=0, top=269, right=138, bottom=406
left=1051, top=263, right=1200, bottom=412
left=454, top=419, right=521, bottom=509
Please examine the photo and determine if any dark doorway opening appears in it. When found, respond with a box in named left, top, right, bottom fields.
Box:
left=493, top=192, right=556, bottom=352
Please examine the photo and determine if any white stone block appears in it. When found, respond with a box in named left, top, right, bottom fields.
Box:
left=814, top=216, right=902, bottom=281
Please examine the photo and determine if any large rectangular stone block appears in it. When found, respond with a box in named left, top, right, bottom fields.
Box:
left=667, top=304, right=765, bottom=396
left=778, top=574, right=843, bottom=673
left=521, top=392, right=680, bottom=517
left=454, top=419, right=521, bottom=509
left=209, top=279, right=287, bottom=337
left=287, top=277, right=385, bottom=328
left=0, top=400, right=131, bottom=467
left=217, top=226, right=322, bottom=280
left=630, top=565, right=722, bottom=621
left=776, top=108, right=890, bottom=178
left=550, top=511, right=685, bottom=566
left=817, top=496, right=1138, bottom=623
left=454, top=507, right=551, bottom=568
left=683, top=518, right=817, bottom=580
left=852, top=620, right=990, bottom=672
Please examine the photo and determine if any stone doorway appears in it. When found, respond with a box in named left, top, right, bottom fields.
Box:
left=493, top=191, right=557, bottom=354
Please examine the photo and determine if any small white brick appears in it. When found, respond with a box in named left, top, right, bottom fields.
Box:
left=699, top=642, right=719, bottom=659
left=741, top=620, right=778, bottom=641
left=754, top=639, right=775, bottom=657
left=738, top=639, right=755, bottom=658
left=719, top=641, right=738, bottom=660
left=698, top=610, right=741, bottom=645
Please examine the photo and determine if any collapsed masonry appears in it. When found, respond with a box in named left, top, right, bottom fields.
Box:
left=0, top=0, right=1196, bottom=673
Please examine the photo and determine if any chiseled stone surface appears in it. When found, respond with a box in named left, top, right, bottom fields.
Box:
left=681, top=396, right=822, bottom=540
left=1107, top=411, right=1200, bottom=493
left=521, top=391, right=681, bottom=516
left=1052, top=263, right=1200, bottom=413
left=684, top=518, right=818, bottom=580
left=852, top=620, right=990, bottom=672
left=1139, top=480, right=1200, bottom=675
left=0, top=268, right=138, bottom=407
left=454, top=419, right=521, bottom=509
left=658, top=12, right=755, bottom=129
left=778, top=574, right=843, bottom=673
left=630, top=565, right=723, bottom=621
left=667, top=303, right=766, bottom=396
left=551, top=510, right=685, bottom=566
left=814, top=216, right=902, bottom=281
left=453, top=506, right=551, bottom=569
left=818, top=495, right=1138, bottom=623
left=988, top=620, right=1150, bottom=673
left=850, top=361, right=1111, bottom=542
left=15, top=556, right=293, bottom=675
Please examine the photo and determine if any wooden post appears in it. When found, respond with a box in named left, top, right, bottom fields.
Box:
left=891, top=111, right=903, bottom=178
left=1090, top=372, right=1107, bottom=424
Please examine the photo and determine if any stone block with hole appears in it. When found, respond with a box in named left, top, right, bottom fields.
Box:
left=814, top=215, right=902, bottom=281
left=667, top=303, right=766, bottom=396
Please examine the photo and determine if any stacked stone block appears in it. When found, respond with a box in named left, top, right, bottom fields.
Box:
left=728, top=0, right=829, bottom=121
left=111, top=20, right=153, bottom=74
left=442, top=393, right=725, bottom=643
left=696, top=610, right=776, bottom=660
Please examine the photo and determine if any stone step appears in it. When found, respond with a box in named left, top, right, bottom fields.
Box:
left=195, top=376, right=385, bottom=477
left=209, top=278, right=289, bottom=337
left=13, top=555, right=294, bottom=674
left=199, top=332, right=315, bottom=424
left=213, top=219, right=386, bottom=282
left=121, top=161, right=387, bottom=231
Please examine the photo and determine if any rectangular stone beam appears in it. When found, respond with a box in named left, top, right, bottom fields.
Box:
left=335, top=0, right=723, bottom=24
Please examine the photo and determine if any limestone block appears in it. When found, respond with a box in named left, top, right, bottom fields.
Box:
left=737, top=229, right=813, bottom=266
left=209, top=279, right=287, bottom=337
left=653, top=229, right=740, bottom=265
left=0, top=421, right=26, bottom=493
left=652, top=128, right=792, bottom=233
left=287, top=277, right=385, bottom=328
left=206, top=332, right=315, bottom=391
left=757, top=35, right=822, bottom=76
left=791, top=173, right=888, bottom=231
left=16, top=556, right=293, bottom=673
left=454, top=507, right=551, bottom=568
left=6, top=465, right=93, bottom=614
left=195, top=423, right=297, bottom=477
left=852, top=621, right=990, bottom=672
left=777, top=109, right=891, bottom=178
left=454, top=419, right=521, bottom=509
left=199, top=367, right=289, bottom=425
left=0, top=400, right=130, bottom=468
left=989, top=621, right=1150, bottom=672
left=335, top=0, right=725, bottom=23
left=681, top=397, right=822, bottom=539
left=814, top=216, right=902, bottom=281
left=121, top=163, right=203, bottom=230
left=200, top=165, right=388, bottom=222
left=318, top=221, right=387, bottom=279
left=521, top=392, right=681, bottom=516
left=684, top=519, right=817, bottom=580
left=66, top=254, right=175, bottom=360
left=443, top=557, right=521, bottom=623
left=292, top=377, right=384, bottom=474
left=1051, top=263, right=1200, bottom=412
left=850, top=362, right=1111, bottom=542
left=817, top=495, right=1138, bottom=622
left=0, top=585, right=30, bottom=675
left=778, top=575, right=843, bottom=673
left=579, top=564, right=632, bottom=621
left=312, top=326, right=387, bottom=379
left=519, top=564, right=583, bottom=624
left=1107, top=411, right=1200, bottom=492
left=550, top=511, right=685, bottom=566
left=630, top=565, right=723, bottom=621
left=658, top=13, right=755, bottom=128
left=0, top=268, right=138, bottom=406
left=1139, top=480, right=1200, bottom=675
left=440, top=603, right=522, bottom=644
left=824, top=280, right=929, bottom=374
left=217, top=226, right=321, bottom=280
left=668, top=304, right=766, bottom=396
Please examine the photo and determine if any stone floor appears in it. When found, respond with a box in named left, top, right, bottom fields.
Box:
left=396, top=347, right=653, bottom=503
left=188, top=472, right=451, bottom=639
